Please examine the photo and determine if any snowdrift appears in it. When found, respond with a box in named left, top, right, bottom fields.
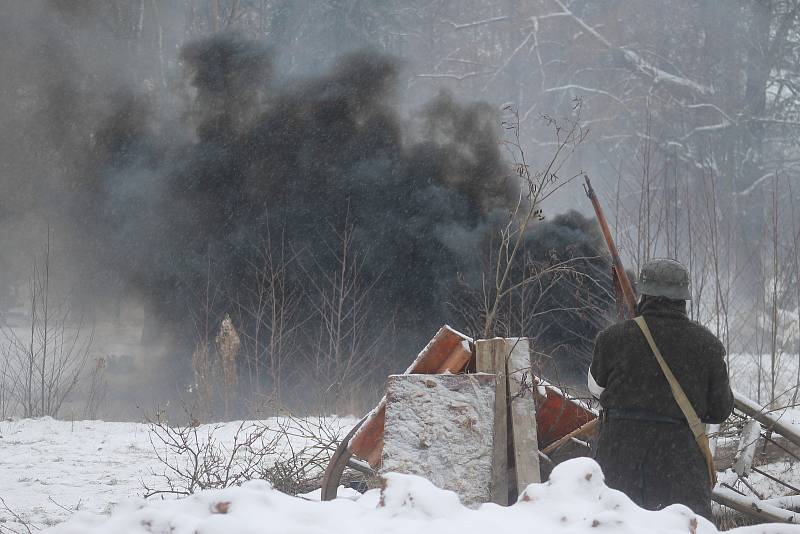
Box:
left=45, top=458, right=800, bottom=534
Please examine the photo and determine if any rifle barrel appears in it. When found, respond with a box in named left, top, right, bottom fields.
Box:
left=584, top=175, right=637, bottom=316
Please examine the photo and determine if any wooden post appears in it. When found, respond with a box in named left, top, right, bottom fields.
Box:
left=475, top=338, right=509, bottom=505
left=506, top=338, right=541, bottom=492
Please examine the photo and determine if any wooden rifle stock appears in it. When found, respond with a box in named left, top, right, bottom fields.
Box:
left=583, top=175, right=637, bottom=318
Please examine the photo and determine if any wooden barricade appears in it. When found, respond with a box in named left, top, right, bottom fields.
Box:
left=322, top=326, right=597, bottom=504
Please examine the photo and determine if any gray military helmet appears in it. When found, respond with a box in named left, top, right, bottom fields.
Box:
left=638, top=258, right=692, bottom=300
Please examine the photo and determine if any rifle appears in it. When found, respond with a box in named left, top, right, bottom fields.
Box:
left=545, top=175, right=638, bottom=450
left=583, top=174, right=637, bottom=318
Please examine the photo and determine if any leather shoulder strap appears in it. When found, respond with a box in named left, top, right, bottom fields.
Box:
left=633, top=316, right=705, bottom=439
left=633, top=316, right=717, bottom=487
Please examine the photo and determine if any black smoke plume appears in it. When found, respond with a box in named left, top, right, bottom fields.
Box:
left=72, top=34, right=522, bottom=397
left=99, top=42, right=508, bottom=297
left=519, top=211, right=616, bottom=381
left=6, top=25, right=614, bottom=411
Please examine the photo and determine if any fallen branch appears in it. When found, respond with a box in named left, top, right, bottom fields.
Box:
left=713, top=486, right=800, bottom=524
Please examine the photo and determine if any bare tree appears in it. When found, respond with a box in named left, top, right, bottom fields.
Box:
left=232, top=230, right=304, bottom=405
left=0, top=343, right=16, bottom=420
left=477, top=104, right=588, bottom=339
left=788, top=178, right=800, bottom=406
left=82, top=356, right=108, bottom=420
left=188, top=253, right=222, bottom=421
left=298, top=211, right=392, bottom=414
left=1, top=233, right=93, bottom=418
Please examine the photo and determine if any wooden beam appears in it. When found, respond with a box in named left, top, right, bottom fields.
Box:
left=506, top=338, right=541, bottom=492
left=734, top=391, right=800, bottom=449
left=713, top=486, right=800, bottom=524
left=541, top=418, right=597, bottom=456
left=476, top=338, right=509, bottom=505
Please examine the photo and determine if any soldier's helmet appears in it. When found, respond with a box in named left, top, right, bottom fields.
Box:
left=638, top=258, right=692, bottom=300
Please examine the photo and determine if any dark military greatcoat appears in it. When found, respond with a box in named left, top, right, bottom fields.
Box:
left=589, top=297, right=734, bottom=519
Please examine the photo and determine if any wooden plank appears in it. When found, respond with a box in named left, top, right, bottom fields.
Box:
left=534, top=382, right=596, bottom=447
left=475, top=338, right=509, bottom=505
left=506, top=338, right=541, bottom=491
left=349, top=325, right=472, bottom=466
left=353, top=404, right=385, bottom=467
left=541, top=418, right=597, bottom=455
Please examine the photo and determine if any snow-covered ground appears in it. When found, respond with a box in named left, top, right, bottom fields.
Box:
left=0, top=417, right=353, bottom=531
left=43, top=457, right=800, bottom=534
left=2, top=417, right=800, bottom=533
left=0, top=418, right=159, bottom=529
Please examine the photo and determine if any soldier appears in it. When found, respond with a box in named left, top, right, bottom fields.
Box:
left=588, top=258, right=734, bottom=520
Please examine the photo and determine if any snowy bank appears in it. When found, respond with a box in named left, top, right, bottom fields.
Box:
left=0, top=416, right=353, bottom=529
left=44, top=458, right=800, bottom=534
